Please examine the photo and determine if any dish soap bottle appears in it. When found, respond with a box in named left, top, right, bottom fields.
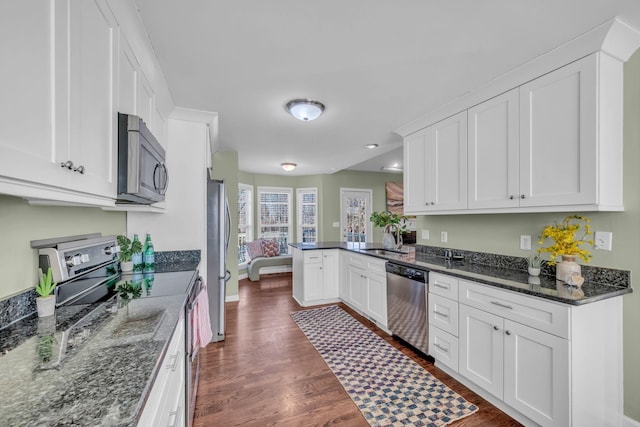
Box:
left=132, top=234, right=143, bottom=272
left=143, top=233, right=155, bottom=273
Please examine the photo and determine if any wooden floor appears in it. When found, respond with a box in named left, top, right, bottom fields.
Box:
left=194, top=273, right=522, bottom=426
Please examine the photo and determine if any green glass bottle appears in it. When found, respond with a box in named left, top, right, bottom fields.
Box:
left=132, top=234, right=143, bottom=272
left=143, top=233, right=154, bottom=272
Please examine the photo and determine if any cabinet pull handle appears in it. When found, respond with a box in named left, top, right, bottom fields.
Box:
left=167, top=406, right=181, bottom=427
left=60, top=160, right=74, bottom=170
left=493, top=325, right=500, bottom=331
left=505, top=330, right=512, bottom=336
left=434, top=310, right=449, bottom=318
left=490, top=301, right=513, bottom=310
left=433, top=283, right=449, bottom=290
left=434, top=343, right=448, bottom=353
left=166, top=353, right=179, bottom=371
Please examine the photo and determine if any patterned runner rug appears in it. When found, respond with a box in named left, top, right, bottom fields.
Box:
left=291, top=305, right=478, bottom=427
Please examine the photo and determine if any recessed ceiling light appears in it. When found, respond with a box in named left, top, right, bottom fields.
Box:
left=281, top=162, right=297, bottom=172
left=365, top=144, right=378, bottom=149
left=285, top=99, right=325, bottom=121
left=381, top=165, right=403, bottom=172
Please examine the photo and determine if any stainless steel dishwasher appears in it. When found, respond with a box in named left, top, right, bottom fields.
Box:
left=386, top=262, right=429, bottom=355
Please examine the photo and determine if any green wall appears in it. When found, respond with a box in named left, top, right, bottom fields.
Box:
left=0, top=195, right=125, bottom=298
left=415, top=50, right=640, bottom=421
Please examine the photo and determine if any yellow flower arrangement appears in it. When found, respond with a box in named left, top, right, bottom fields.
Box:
left=537, top=215, right=593, bottom=265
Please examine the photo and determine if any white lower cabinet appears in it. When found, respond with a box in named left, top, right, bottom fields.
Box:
left=138, top=315, right=186, bottom=427
left=292, top=248, right=340, bottom=306
left=453, top=278, right=622, bottom=427
left=428, top=273, right=460, bottom=373
left=341, top=253, right=388, bottom=329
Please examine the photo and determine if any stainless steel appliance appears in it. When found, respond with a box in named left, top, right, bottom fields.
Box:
left=206, top=177, right=231, bottom=342
left=117, top=113, right=168, bottom=204
left=386, top=262, right=429, bottom=355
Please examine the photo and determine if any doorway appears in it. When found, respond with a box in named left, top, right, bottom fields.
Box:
left=340, top=188, right=372, bottom=243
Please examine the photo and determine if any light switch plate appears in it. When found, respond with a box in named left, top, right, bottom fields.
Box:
left=422, top=230, right=429, bottom=240
left=594, top=231, right=613, bottom=251
left=440, top=231, right=448, bottom=243
left=520, top=235, right=532, bottom=251
left=332, top=221, right=340, bottom=228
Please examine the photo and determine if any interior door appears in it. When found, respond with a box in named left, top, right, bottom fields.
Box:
left=340, top=188, right=372, bottom=243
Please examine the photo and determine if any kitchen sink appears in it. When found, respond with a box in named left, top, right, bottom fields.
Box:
left=359, top=248, right=409, bottom=257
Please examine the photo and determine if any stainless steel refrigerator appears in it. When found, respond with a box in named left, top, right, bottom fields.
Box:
left=207, top=177, right=231, bottom=342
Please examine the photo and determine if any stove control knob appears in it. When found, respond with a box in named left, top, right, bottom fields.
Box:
left=80, top=254, right=90, bottom=263
left=105, top=245, right=120, bottom=255
left=66, top=255, right=81, bottom=267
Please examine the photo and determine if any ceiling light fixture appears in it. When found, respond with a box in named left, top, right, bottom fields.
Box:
left=285, top=99, right=325, bottom=121
left=364, top=144, right=379, bottom=149
left=281, top=162, right=297, bottom=172
left=381, top=164, right=403, bottom=172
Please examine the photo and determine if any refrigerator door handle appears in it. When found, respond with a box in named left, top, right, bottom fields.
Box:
left=223, top=269, right=231, bottom=283
left=224, top=198, right=231, bottom=253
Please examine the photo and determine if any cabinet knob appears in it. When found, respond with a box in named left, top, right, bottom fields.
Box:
left=493, top=325, right=500, bottom=331
left=60, top=160, right=74, bottom=170
left=520, top=194, right=526, bottom=199
left=505, top=330, right=512, bottom=336
left=509, top=195, right=514, bottom=200
left=74, top=165, right=85, bottom=174
left=430, top=202, right=435, bottom=205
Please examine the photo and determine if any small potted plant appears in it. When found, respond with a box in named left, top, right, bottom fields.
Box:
left=117, top=235, right=142, bottom=272
left=538, top=214, right=593, bottom=282
left=527, top=254, right=542, bottom=277
left=36, top=267, right=56, bottom=317
left=369, top=211, right=407, bottom=250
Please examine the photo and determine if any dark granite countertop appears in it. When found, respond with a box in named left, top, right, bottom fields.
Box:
left=289, top=242, right=631, bottom=306
left=0, top=263, right=198, bottom=427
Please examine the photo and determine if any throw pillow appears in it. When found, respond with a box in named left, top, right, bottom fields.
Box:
left=246, top=239, right=264, bottom=260
left=261, top=238, right=280, bottom=257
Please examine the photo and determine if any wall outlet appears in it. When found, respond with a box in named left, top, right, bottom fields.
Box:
left=440, top=231, right=448, bottom=243
left=594, top=231, right=613, bottom=251
left=520, top=235, right=532, bottom=251
left=332, top=221, right=340, bottom=228
left=421, top=229, right=430, bottom=240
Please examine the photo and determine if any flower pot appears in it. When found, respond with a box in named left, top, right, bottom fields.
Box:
left=556, top=255, right=581, bottom=283
left=528, top=267, right=541, bottom=277
left=36, top=295, right=55, bottom=317
left=120, top=261, right=134, bottom=272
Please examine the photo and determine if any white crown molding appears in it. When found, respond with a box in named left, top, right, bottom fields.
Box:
left=394, top=17, right=640, bottom=137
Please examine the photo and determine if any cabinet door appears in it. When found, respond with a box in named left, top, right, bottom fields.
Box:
left=339, top=251, right=351, bottom=303
left=303, top=263, right=323, bottom=302
left=519, top=55, right=597, bottom=207
left=366, top=271, right=387, bottom=327
left=403, top=128, right=431, bottom=213
left=66, top=0, right=117, bottom=197
left=0, top=2, right=67, bottom=188
left=138, top=69, right=155, bottom=129
left=459, top=304, right=504, bottom=399
left=468, top=90, right=520, bottom=209
left=117, top=33, right=138, bottom=116
left=431, top=111, right=468, bottom=211
left=503, top=320, right=570, bottom=427
left=321, top=250, right=340, bottom=299
left=347, top=266, right=367, bottom=312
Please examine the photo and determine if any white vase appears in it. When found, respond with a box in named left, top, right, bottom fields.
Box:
left=382, top=232, right=396, bottom=250
left=556, top=255, right=581, bottom=283
left=36, top=295, right=56, bottom=317
left=120, top=261, right=134, bottom=272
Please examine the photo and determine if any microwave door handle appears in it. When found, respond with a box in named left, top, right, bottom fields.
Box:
left=160, top=163, right=169, bottom=195
left=153, top=163, right=161, bottom=191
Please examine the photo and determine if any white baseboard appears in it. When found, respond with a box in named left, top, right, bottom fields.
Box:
left=225, top=294, right=239, bottom=302
left=237, top=272, right=248, bottom=280
left=625, top=415, right=640, bottom=427
left=259, top=265, right=292, bottom=275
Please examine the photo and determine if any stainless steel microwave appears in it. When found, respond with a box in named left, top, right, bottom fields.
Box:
left=117, top=113, right=168, bottom=204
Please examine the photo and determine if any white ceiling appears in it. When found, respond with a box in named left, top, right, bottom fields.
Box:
left=134, top=0, right=640, bottom=175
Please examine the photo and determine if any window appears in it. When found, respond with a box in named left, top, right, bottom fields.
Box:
left=238, top=184, right=253, bottom=265
left=297, top=188, right=318, bottom=243
left=258, top=187, right=292, bottom=254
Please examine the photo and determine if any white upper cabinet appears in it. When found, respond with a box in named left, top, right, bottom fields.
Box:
left=519, top=55, right=598, bottom=208
left=404, top=111, right=467, bottom=214
left=62, top=0, right=118, bottom=198
left=0, top=2, right=68, bottom=190
left=117, top=33, right=138, bottom=116
left=468, top=89, right=520, bottom=209
left=138, top=70, right=155, bottom=132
